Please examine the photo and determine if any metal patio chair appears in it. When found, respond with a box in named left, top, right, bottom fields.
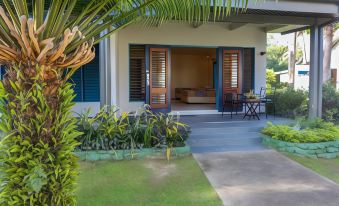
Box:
left=258, top=87, right=276, bottom=118
left=222, top=93, right=245, bottom=118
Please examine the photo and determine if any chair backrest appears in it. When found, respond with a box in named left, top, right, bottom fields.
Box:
left=224, top=93, right=235, bottom=103
left=270, top=87, right=277, bottom=101
left=259, top=87, right=266, bottom=98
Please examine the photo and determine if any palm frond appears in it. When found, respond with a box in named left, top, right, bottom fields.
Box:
left=0, top=0, right=249, bottom=71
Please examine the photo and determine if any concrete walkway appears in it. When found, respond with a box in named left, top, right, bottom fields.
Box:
left=181, top=115, right=339, bottom=206
left=194, top=150, right=339, bottom=206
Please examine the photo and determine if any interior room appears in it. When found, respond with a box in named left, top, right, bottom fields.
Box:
left=171, top=47, right=217, bottom=111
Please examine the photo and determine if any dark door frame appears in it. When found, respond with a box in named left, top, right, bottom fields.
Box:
left=144, top=45, right=255, bottom=113
left=217, top=47, right=255, bottom=112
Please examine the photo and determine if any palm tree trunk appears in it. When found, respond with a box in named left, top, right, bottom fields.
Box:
left=288, top=32, right=297, bottom=85
left=301, top=32, right=308, bottom=64
left=323, top=25, right=334, bottom=83
left=0, top=64, right=79, bottom=205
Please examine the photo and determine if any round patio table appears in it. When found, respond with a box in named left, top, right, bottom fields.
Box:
left=243, top=99, right=261, bottom=120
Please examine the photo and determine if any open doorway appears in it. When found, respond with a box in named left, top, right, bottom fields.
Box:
left=171, top=47, right=217, bottom=111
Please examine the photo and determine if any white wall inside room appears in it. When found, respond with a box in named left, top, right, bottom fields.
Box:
left=115, top=22, right=267, bottom=112
left=171, top=48, right=216, bottom=98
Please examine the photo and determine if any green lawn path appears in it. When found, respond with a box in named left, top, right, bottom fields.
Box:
left=77, top=155, right=222, bottom=206
left=287, top=154, right=339, bottom=184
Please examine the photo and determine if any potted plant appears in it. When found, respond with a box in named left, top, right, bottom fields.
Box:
left=244, top=90, right=258, bottom=101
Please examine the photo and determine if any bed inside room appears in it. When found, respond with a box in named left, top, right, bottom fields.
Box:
left=171, top=47, right=217, bottom=111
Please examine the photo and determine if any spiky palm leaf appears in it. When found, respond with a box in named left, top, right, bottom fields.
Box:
left=0, top=0, right=249, bottom=77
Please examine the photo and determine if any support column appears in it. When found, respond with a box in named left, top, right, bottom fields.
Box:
left=109, top=33, right=119, bottom=106
left=309, top=23, right=323, bottom=119
left=99, top=31, right=119, bottom=108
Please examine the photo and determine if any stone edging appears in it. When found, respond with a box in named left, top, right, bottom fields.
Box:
left=74, top=145, right=191, bottom=161
left=261, top=135, right=339, bottom=158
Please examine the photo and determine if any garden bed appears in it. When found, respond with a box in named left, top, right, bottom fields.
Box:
left=261, top=119, right=339, bottom=158
left=75, top=145, right=191, bottom=161
left=262, top=135, right=339, bottom=158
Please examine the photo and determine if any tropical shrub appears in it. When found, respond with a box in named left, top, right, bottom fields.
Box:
left=266, top=82, right=339, bottom=122
left=262, top=119, right=339, bottom=143
left=322, top=82, right=339, bottom=124
left=76, top=105, right=189, bottom=152
left=267, top=86, right=308, bottom=118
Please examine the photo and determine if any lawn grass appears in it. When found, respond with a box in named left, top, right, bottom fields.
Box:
left=77, top=155, right=222, bottom=206
left=286, top=154, right=339, bottom=184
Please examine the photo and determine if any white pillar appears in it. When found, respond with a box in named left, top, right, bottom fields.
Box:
left=99, top=32, right=119, bottom=108
left=309, top=23, right=323, bottom=119
left=110, top=33, right=119, bottom=106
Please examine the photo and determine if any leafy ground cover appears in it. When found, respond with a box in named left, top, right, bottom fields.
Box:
left=262, top=119, right=339, bottom=143
left=76, top=156, right=222, bottom=206
left=286, top=154, right=339, bottom=184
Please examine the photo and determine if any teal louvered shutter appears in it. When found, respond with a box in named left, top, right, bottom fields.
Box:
left=0, top=65, right=5, bottom=80
left=83, top=45, right=100, bottom=101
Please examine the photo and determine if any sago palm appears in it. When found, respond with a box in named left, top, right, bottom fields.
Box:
left=0, top=0, right=248, bottom=205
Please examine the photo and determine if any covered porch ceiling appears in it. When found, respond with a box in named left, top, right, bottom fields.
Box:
left=197, top=0, right=339, bottom=34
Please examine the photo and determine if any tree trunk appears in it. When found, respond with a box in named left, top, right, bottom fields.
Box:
left=323, top=25, right=334, bottom=83
left=288, top=32, right=297, bottom=85
left=0, top=64, right=80, bottom=205
left=301, top=32, right=308, bottom=64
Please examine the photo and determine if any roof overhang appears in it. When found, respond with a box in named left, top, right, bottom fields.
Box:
left=210, top=0, right=339, bottom=34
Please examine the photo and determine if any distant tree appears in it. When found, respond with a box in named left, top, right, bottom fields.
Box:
left=323, top=23, right=339, bottom=83
left=323, top=25, right=334, bottom=82
left=267, top=45, right=289, bottom=72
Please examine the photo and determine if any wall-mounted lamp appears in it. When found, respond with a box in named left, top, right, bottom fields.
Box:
left=260, top=52, right=266, bottom=56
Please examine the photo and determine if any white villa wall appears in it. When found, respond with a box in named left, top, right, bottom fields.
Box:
left=73, top=102, right=100, bottom=116
left=113, top=22, right=267, bottom=112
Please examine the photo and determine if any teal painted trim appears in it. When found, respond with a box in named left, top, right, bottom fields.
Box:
left=217, top=47, right=223, bottom=112
left=213, top=61, right=219, bottom=110
left=261, top=134, right=339, bottom=159
left=74, top=145, right=191, bottom=161
left=251, top=48, right=255, bottom=90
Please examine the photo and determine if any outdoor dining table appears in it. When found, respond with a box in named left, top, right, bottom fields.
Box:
left=243, top=98, right=261, bottom=120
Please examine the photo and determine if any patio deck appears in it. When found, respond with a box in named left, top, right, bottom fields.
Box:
left=182, top=114, right=292, bottom=153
